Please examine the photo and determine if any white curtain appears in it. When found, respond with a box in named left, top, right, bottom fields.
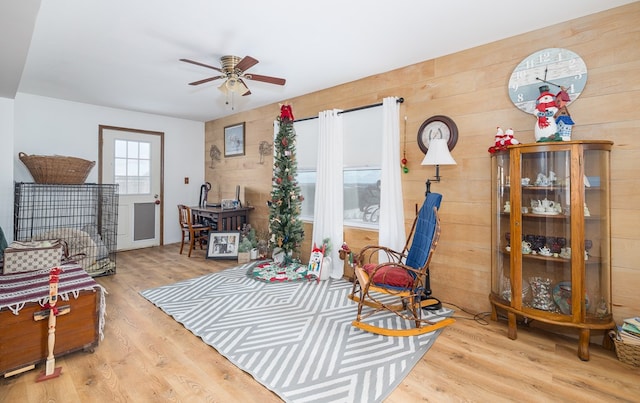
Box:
left=378, top=97, right=406, bottom=252
left=312, top=109, right=344, bottom=279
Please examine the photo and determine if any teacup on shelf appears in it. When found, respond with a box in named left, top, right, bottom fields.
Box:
left=560, top=247, right=572, bottom=259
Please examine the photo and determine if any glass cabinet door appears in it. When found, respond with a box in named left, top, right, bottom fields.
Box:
left=491, top=151, right=511, bottom=303
left=518, top=148, right=574, bottom=315
left=583, top=147, right=612, bottom=320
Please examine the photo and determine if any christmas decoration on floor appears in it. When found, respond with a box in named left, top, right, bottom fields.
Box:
left=265, top=102, right=305, bottom=271
left=249, top=260, right=309, bottom=282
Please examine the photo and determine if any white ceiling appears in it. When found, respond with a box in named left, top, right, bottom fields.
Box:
left=2, top=0, right=636, bottom=122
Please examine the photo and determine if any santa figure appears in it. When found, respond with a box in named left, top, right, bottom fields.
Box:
left=533, top=90, right=559, bottom=142
left=488, top=127, right=506, bottom=153
left=503, top=128, right=520, bottom=146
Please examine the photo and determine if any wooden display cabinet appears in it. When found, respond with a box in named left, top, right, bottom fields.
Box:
left=489, top=140, right=614, bottom=361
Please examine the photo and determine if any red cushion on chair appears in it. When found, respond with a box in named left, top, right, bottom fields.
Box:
left=363, top=263, right=414, bottom=289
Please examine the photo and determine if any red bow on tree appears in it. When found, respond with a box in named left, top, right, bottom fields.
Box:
left=280, top=104, right=294, bottom=121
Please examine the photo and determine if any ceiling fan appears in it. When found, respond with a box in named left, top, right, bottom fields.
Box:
left=179, top=55, right=286, bottom=96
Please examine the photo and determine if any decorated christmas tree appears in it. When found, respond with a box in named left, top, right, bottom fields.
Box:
left=268, top=103, right=305, bottom=265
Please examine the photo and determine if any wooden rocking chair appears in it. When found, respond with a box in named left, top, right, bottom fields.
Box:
left=349, top=192, right=455, bottom=336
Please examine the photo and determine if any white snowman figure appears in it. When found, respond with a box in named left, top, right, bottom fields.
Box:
left=533, top=91, right=559, bottom=142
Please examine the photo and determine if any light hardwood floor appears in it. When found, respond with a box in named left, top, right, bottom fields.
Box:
left=1, top=244, right=638, bottom=402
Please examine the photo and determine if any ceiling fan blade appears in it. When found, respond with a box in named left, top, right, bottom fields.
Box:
left=179, top=58, right=223, bottom=72
left=189, top=75, right=225, bottom=86
left=238, top=78, right=252, bottom=96
left=244, top=73, right=286, bottom=86
left=235, top=56, right=259, bottom=73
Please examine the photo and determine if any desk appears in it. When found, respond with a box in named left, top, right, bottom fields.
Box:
left=191, top=206, right=254, bottom=232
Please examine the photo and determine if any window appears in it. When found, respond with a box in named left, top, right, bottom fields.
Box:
left=114, top=139, right=151, bottom=194
left=295, top=106, right=383, bottom=229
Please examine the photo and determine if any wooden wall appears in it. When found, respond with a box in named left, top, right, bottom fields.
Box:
left=205, top=3, right=640, bottom=324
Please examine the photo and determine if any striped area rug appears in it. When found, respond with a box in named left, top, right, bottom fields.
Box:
left=140, top=261, right=452, bottom=403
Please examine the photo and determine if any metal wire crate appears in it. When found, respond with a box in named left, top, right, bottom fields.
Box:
left=13, top=183, right=118, bottom=277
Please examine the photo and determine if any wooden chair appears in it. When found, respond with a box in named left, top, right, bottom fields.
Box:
left=349, top=192, right=455, bottom=336
left=178, top=205, right=211, bottom=257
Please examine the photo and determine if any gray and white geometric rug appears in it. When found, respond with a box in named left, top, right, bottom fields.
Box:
left=140, top=261, right=452, bottom=403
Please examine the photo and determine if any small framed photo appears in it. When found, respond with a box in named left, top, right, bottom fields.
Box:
left=224, top=122, right=245, bottom=157
left=207, top=231, right=240, bottom=259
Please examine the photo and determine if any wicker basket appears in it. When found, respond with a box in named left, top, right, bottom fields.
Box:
left=19, top=152, right=95, bottom=184
left=610, top=331, right=640, bottom=367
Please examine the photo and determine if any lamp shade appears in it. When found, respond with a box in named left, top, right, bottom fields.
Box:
left=421, top=139, right=457, bottom=166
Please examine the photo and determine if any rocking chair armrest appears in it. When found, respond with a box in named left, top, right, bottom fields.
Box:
left=356, top=245, right=405, bottom=265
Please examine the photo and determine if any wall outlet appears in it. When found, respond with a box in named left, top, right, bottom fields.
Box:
left=184, top=177, right=189, bottom=184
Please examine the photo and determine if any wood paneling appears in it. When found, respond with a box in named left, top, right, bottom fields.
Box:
left=205, top=3, right=640, bottom=324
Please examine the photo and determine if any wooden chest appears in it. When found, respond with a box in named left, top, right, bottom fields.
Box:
left=0, top=265, right=103, bottom=377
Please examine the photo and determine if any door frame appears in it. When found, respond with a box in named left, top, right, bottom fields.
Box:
left=98, top=125, right=165, bottom=246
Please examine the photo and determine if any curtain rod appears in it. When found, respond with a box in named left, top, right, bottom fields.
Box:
left=294, top=97, right=404, bottom=123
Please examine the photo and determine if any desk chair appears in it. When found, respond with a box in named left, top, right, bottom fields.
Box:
left=349, top=192, right=455, bottom=336
left=178, top=205, right=211, bottom=257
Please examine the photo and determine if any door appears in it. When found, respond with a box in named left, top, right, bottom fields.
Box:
left=99, top=125, right=163, bottom=251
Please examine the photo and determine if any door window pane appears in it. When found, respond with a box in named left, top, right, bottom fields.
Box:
left=139, top=142, right=150, bottom=159
left=115, top=140, right=127, bottom=158
left=113, top=139, right=152, bottom=195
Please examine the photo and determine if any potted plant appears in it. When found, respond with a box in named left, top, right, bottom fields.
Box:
left=238, top=237, right=253, bottom=263
left=239, top=224, right=259, bottom=261
left=247, top=226, right=260, bottom=259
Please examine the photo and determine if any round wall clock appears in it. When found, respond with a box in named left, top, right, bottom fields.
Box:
left=508, top=48, right=588, bottom=115
left=417, top=115, right=458, bottom=153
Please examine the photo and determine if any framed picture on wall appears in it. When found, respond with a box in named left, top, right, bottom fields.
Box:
left=206, top=231, right=240, bottom=259
left=224, top=122, right=245, bottom=157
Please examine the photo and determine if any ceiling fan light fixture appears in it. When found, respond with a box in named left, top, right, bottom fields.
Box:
left=181, top=54, right=284, bottom=101
left=218, top=76, right=248, bottom=95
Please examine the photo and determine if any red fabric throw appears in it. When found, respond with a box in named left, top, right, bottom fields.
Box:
left=363, top=263, right=413, bottom=289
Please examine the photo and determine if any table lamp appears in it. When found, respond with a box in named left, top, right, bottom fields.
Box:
left=421, top=138, right=457, bottom=195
